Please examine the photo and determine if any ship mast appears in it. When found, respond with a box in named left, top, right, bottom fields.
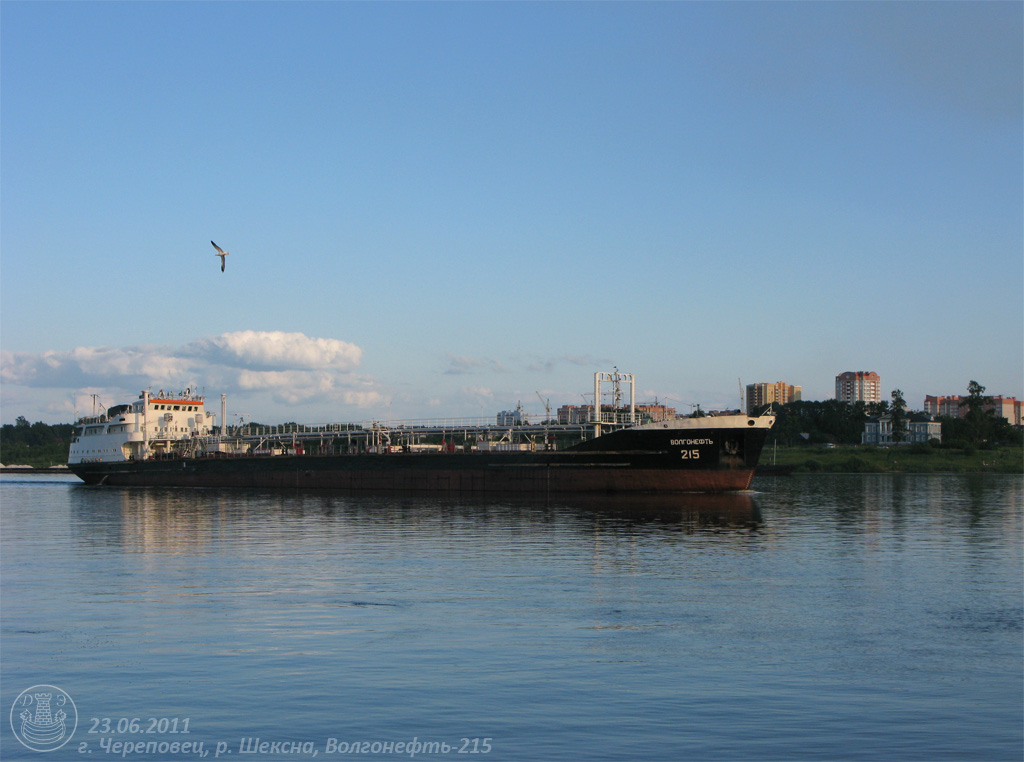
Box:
left=592, top=369, right=636, bottom=436
left=141, top=390, right=151, bottom=460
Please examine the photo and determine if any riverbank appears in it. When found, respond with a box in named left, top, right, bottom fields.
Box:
left=764, top=444, right=1023, bottom=474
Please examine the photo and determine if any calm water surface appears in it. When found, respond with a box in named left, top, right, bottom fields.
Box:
left=2, top=473, right=1021, bottom=761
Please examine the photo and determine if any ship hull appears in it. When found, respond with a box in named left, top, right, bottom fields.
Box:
left=68, top=423, right=770, bottom=494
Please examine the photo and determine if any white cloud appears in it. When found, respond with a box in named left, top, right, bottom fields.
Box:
left=190, top=331, right=362, bottom=370
left=1, top=331, right=381, bottom=423
left=236, top=369, right=334, bottom=399
left=341, top=390, right=387, bottom=408
left=0, top=346, right=189, bottom=388
left=461, top=386, right=494, bottom=401
left=443, top=354, right=506, bottom=375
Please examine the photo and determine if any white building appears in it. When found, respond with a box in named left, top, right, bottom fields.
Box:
left=862, top=412, right=941, bottom=445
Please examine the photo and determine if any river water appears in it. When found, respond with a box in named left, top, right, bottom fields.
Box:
left=1, top=473, right=1021, bottom=761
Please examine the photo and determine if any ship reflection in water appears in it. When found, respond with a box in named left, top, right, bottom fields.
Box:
left=546, top=492, right=761, bottom=529
left=68, top=486, right=761, bottom=554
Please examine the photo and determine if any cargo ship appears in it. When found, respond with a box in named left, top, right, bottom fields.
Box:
left=68, top=373, right=775, bottom=494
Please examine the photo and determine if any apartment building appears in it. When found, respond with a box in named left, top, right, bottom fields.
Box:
left=836, top=371, right=881, bottom=404
left=991, top=396, right=1023, bottom=426
left=496, top=409, right=524, bottom=426
left=557, top=404, right=593, bottom=424
left=924, top=394, right=1022, bottom=426
left=557, top=403, right=677, bottom=424
left=923, top=395, right=961, bottom=417
left=745, top=382, right=801, bottom=415
left=635, top=404, right=676, bottom=422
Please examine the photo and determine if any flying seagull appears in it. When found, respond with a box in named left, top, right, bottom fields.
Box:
left=211, top=241, right=229, bottom=272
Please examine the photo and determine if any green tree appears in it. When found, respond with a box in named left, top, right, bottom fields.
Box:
left=1, top=419, right=74, bottom=467
left=964, top=380, right=991, bottom=445
left=866, top=400, right=889, bottom=417
left=890, top=389, right=907, bottom=444
left=760, top=399, right=872, bottom=446
left=966, top=380, right=986, bottom=413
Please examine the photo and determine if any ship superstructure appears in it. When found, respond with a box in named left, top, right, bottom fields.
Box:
left=69, top=389, right=215, bottom=465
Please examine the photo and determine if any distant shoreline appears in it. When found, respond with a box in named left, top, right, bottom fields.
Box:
left=761, top=444, right=1023, bottom=475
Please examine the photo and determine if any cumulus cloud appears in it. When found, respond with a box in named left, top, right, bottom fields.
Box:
left=1, top=331, right=382, bottom=419
left=0, top=346, right=189, bottom=388
left=236, top=369, right=336, bottom=399
left=189, top=331, right=362, bottom=371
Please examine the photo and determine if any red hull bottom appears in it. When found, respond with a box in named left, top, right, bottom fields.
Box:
left=77, top=464, right=758, bottom=494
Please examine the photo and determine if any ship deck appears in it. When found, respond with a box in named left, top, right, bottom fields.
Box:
left=224, top=419, right=608, bottom=453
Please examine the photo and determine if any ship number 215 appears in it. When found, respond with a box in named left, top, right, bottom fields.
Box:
left=680, top=449, right=700, bottom=460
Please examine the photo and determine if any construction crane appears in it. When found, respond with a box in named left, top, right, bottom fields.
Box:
left=536, top=392, right=551, bottom=421
left=536, top=392, right=552, bottom=450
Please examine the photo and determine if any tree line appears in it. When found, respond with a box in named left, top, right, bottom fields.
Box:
left=757, top=381, right=1021, bottom=449
left=1, top=417, right=76, bottom=466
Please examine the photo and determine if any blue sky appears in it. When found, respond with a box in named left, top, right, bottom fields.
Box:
left=2, top=1, right=1021, bottom=425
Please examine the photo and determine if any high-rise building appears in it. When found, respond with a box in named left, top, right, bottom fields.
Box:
left=557, top=404, right=593, bottom=424
left=835, top=371, right=881, bottom=404
left=496, top=409, right=524, bottom=426
left=923, top=395, right=961, bottom=417
left=745, top=382, right=801, bottom=414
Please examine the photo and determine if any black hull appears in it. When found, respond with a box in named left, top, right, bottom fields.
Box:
left=69, top=424, right=770, bottom=494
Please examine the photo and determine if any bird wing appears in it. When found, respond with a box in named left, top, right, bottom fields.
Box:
left=221, top=259, right=226, bottom=272
left=211, top=241, right=225, bottom=254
